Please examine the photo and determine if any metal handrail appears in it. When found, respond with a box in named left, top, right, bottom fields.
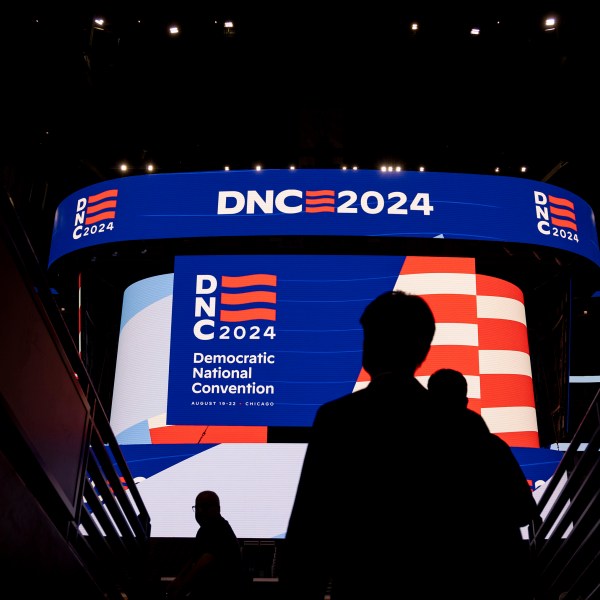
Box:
left=529, top=386, right=600, bottom=600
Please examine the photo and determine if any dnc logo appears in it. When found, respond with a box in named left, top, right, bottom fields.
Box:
left=193, top=273, right=277, bottom=341
left=534, top=191, right=578, bottom=243
left=72, top=189, right=118, bottom=240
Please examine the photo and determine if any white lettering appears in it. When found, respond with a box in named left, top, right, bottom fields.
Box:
left=193, top=320, right=215, bottom=340
left=247, top=190, right=274, bottom=214
left=275, top=190, right=303, bottom=214
left=193, top=352, right=275, bottom=364
left=537, top=221, right=551, bottom=235
left=535, top=205, right=549, bottom=221
left=217, top=191, right=245, bottom=214
left=195, top=296, right=215, bottom=318
left=196, top=275, right=217, bottom=295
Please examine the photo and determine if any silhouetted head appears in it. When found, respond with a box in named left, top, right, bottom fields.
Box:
left=194, top=490, right=221, bottom=526
left=428, top=368, right=469, bottom=409
left=360, top=290, right=435, bottom=378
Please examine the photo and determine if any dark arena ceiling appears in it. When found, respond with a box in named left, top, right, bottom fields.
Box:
left=4, top=3, right=598, bottom=231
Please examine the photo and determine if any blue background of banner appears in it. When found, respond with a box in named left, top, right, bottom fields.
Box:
left=49, top=169, right=600, bottom=269
left=167, top=255, right=406, bottom=427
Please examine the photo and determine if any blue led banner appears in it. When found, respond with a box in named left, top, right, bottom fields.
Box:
left=48, top=169, right=600, bottom=269
left=166, top=254, right=393, bottom=427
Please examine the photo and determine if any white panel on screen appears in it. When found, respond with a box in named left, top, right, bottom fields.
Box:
left=477, top=295, right=527, bottom=325
left=432, top=323, right=479, bottom=346
left=110, top=275, right=173, bottom=438
left=137, top=443, right=306, bottom=538
left=394, top=272, right=477, bottom=295
left=482, top=407, right=539, bottom=434
left=479, top=350, right=533, bottom=376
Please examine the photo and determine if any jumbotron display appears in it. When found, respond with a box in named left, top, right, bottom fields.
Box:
left=48, top=169, right=600, bottom=268
left=47, top=169, right=600, bottom=538
left=111, top=254, right=545, bottom=538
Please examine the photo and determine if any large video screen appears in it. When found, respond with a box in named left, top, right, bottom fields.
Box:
left=110, top=254, right=562, bottom=538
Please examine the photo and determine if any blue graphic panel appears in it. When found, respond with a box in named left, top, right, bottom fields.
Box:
left=166, top=255, right=406, bottom=426
left=48, top=170, right=600, bottom=269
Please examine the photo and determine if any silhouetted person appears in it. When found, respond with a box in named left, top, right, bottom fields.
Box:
left=167, top=490, right=246, bottom=600
left=428, top=367, right=540, bottom=596
left=428, top=367, right=490, bottom=434
left=278, top=290, right=540, bottom=600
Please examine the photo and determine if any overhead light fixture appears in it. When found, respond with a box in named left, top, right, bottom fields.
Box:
left=224, top=21, right=235, bottom=36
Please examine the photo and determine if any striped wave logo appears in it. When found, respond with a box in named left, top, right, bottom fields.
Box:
left=548, top=195, right=577, bottom=231
left=85, top=189, right=118, bottom=224
left=219, top=274, right=277, bottom=322
left=305, top=189, right=336, bottom=213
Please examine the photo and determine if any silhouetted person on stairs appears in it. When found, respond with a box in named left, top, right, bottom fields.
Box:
left=279, top=290, right=540, bottom=600
left=167, top=490, right=246, bottom=600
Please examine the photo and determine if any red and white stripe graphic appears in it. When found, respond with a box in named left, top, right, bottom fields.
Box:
left=354, top=256, right=539, bottom=448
